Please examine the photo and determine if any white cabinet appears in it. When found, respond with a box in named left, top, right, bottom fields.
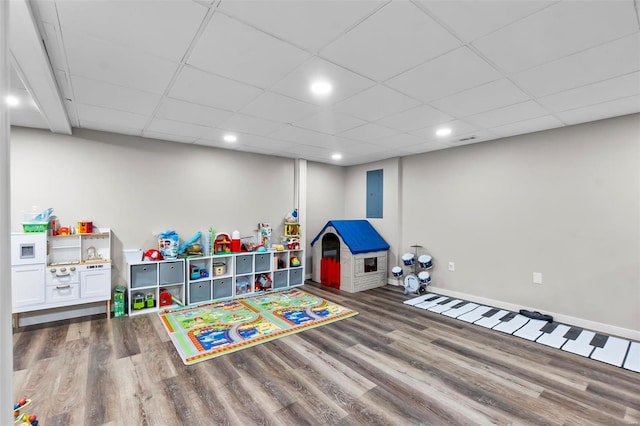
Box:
left=12, top=264, right=46, bottom=308
left=127, top=259, right=185, bottom=316
left=11, top=231, right=112, bottom=322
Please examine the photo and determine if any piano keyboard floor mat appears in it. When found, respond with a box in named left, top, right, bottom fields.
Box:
left=404, top=293, right=639, bottom=373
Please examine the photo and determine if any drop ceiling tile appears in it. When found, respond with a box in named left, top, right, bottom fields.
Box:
left=370, top=132, right=425, bottom=149
left=490, top=115, right=564, bottom=138
left=338, top=123, right=399, bottom=142
left=71, top=75, right=161, bottom=116
left=320, top=1, right=461, bottom=81
left=155, top=98, right=233, bottom=128
left=77, top=103, right=149, bottom=130
left=63, top=31, right=179, bottom=95
left=410, top=119, right=478, bottom=141
left=270, top=56, right=375, bottom=105
left=431, top=79, right=529, bottom=117
left=232, top=134, right=298, bottom=152
left=400, top=140, right=451, bottom=154
left=417, top=0, right=555, bottom=42
left=386, top=47, right=502, bottom=103
left=145, top=118, right=213, bottom=140
left=376, top=104, right=454, bottom=132
left=472, top=1, right=639, bottom=73
left=465, top=100, right=550, bottom=129
left=269, top=125, right=337, bottom=146
left=538, top=72, right=640, bottom=113
left=188, top=13, right=310, bottom=88
left=170, top=66, right=263, bottom=112
left=56, top=0, right=206, bottom=62
left=143, top=131, right=196, bottom=144
left=334, top=85, right=420, bottom=122
left=555, top=95, right=640, bottom=125
left=292, top=110, right=366, bottom=134
left=512, top=34, right=640, bottom=97
left=445, top=129, right=498, bottom=147
left=240, top=92, right=319, bottom=123
left=217, top=113, right=285, bottom=136
left=80, top=120, right=142, bottom=137
left=218, top=1, right=386, bottom=52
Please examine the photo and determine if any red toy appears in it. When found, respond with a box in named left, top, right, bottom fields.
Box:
left=159, top=289, right=172, bottom=307
left=143, top=249, right=163, bottom=261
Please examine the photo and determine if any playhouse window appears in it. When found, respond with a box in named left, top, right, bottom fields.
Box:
left=364, top=257, right=377, bottom=273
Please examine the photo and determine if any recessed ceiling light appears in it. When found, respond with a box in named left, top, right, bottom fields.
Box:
left=5, top=95, right=19, bottom=107
left=436, top=127, right=452, bottom=137
left=310, top=80, right=332, bottom=96
left=331, top=153, right=342, bottom=160
left=223, top=134, right=237, bottom=143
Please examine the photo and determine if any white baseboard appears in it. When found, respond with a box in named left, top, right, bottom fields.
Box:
left=428, top=285, right=640, bottom=342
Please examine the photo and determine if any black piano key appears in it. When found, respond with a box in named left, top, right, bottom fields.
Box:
left=564, top=327, right=584, bottom=340
left=425, top=295, right=440, bottom=302
left=483, top=308, right=500, bottom=317
left=452, top=301, right=468, bottom=309
left=540, top=322, right=559, bottom=334
left=438, top=297, right=455, bottom=305
left=499, top=312, right=517, bottom=322
left=590, top=333, right=609, bottom=348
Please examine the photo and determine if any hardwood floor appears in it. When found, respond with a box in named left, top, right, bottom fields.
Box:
left=13, top=283, right=640, bottom=425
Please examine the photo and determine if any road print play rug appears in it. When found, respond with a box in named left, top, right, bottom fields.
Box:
left=159, top=288, right=358, bottom=365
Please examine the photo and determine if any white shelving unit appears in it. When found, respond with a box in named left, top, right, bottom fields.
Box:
left=127, top=258, right=185, bottom=316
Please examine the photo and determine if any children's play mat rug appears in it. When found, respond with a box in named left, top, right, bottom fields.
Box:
left=159, top=288, right=358, bottom=365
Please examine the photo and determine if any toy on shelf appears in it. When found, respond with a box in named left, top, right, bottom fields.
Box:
left=214, top=233, right=231, bottom=254
left=254, top=273, right=272, bottom=291
left=258, top=223, right=272, bottom=249
left=158, top=230, right=179, bottom=259
left=178, top=231, right=203, bottom=256
left=393, top=244, right=433, bottom=295
left=145, top=293, right=155, bottom=308
left=159, top=289, right=172, bottom=307
left=231, top=230, right=241, bottom=252
left=132, top=292, right=145, bottom=310
left=190, top=265, right=209, bottom=280
left=14, top=397, right=38, bottom=426
left=143, top=249, right=163, bottom=261
left=290, top=255, right=301, bottom=267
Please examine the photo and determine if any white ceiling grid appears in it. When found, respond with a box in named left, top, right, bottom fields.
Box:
left=7, top=0, right=640, bottom=165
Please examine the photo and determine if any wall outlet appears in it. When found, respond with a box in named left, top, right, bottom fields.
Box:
left=448, top=261, right=455, bottom=272
left=533, top=272, right=543, bottom=284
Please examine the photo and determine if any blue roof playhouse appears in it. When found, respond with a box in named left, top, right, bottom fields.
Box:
left=311, top=220, right=389, bottom=293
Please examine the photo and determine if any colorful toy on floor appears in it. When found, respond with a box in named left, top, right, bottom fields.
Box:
left=13, top=397, right=38, bottom=426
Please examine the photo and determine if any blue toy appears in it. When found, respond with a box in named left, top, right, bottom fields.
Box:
left=178, top=231, right=202, bottom=255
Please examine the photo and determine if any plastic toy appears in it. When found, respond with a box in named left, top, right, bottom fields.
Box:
left=190, top=265, right=209, bottom=280
left=145, top=293, right=155, bottom=308
left=178, top=231, right=202, bottom=255
left=159, top=289, right=172, bottom=307
left=132, top=292, right=145, bottom=310
left=254, top=274, right=272, bottom=291
left=143, top=249, right=163, bottom=261
left=290, top=256, right=301, bottom=267
left=13, top=397, right=38, bottom=426
left=158, top=230, right=180, bottom=259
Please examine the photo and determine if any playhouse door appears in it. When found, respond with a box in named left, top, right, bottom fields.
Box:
left=321, top=233, right=340, bottom=288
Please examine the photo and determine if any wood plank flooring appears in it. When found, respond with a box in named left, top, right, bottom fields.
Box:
left=13, top=283, right=640, bottom=425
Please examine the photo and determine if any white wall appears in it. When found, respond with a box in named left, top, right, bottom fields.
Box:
left=343, top=158, right=402, bottom=283
left=11, top=127, right=296, bottom=289
left=305, top=161, right=346, bottom=275
left=402, top=114, right=640, bottom=335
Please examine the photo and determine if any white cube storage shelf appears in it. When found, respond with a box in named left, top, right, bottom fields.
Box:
left=127, top=250, right=304, bottom=315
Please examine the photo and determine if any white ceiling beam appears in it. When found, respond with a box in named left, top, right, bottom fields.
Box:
left=10, top=0, right=71, bottom=134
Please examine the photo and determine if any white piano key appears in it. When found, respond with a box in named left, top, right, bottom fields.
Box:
left=428, top=298, right=463, bottom=313
left=415, top=296, right=448, bottom=310
left=458, top=305, right=494, bottom=323
left=562, top=330, right=596, bottom=357
left=474, top=309, right=510, bottom=328
left=591, top=336, right=630, bottom=367
left=442, top=302, right=479, bottom=318
left=513, top=319, right=549, bottom=341
left=494, top=314, right=530, bottom=334
left=623, top=342, right=640, bottom=372
left=536, top=324, right=571, bottom=349
left=404, top=293, right=437, bottom=306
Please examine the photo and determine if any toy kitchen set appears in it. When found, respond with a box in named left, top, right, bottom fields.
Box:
left=11, top=208, right=112, bottom=326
